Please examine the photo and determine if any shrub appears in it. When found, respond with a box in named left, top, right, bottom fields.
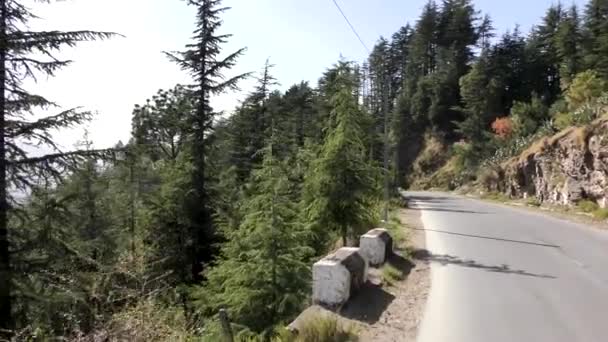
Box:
left=510, top=95, right=549, bottom=137
left=491, top=117, right=514, bottom=139
left=565, top=71, right=607, bottom=111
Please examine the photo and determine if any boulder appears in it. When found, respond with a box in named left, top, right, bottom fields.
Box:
left=359, top=228, right=393, bottom=266
left=312, top=247, right=367, bottom=307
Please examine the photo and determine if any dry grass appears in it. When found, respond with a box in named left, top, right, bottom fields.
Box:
left=276, top=317, right=359, bottom=342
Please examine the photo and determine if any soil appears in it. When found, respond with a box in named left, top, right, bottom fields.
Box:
left=342, top=208, right=431, bottom=342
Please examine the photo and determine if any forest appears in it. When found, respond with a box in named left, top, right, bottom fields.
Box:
left=1, top=0, right=608, bottom=340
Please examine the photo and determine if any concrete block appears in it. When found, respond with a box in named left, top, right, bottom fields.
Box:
left=312, top=247, right=367, bottom=307
left=359, top=228, right=393, bottom=266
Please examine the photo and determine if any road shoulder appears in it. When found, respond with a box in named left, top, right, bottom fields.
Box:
left=353, top=208, right=431, bottom=342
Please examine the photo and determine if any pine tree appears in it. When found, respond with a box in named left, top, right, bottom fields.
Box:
left=165, top=0, right=248, bottom=281
left=303, top=63, right=379, bottom=251
left=556, top=5, right=583, bottom=87
left=193, top=146, right=311, bottom=334
left=0, top=0, right=115, bottom=334
left=457, top=54, right=502, bottom=151
left=583, top=0, right=608, bottom=78
left=529, top=4, right=564, bottom=103
left=282, top=82, right=316, bottom=148
left=132, top=85, right=194, bottom=161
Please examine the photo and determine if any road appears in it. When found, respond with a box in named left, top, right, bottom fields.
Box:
left=408, top=192, right=608, bottom=342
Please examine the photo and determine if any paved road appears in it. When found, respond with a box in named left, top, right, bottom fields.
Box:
left=408, top=192, right=608, bottom=342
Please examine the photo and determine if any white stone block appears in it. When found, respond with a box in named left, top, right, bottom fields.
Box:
left=359, top=228, right=393, bottom=266
left=312, top=247, right=367, bottom=307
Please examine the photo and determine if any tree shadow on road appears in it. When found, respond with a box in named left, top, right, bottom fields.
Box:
left=339, top=283, right=396, bottom=324
left=412, top=249, right=557, bottom=279
left=411, top=206, right=491, bottom=214
left=408, top=227, right=560, bottom=248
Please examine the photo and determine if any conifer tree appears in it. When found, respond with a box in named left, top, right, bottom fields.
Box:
left=0, top=0, right=115, bottom=334
left=556, top=5, right=583, bottom=87
left=583, top=0, right=608, bottom=78
left=165, top=0, right=248, bottom=281
left=132, top=85, right=194, bottom=161
left=303, top=62, right=379, bottom=251
left=193, top=143, right=311, bottom=334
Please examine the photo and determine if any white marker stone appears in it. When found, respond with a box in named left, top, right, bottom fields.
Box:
left=312, top=247, right=367, bottom=307
left=360, top=228, right=393, bottom=266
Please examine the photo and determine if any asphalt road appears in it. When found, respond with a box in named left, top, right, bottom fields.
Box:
left=408, top=192, right=608, bottom=342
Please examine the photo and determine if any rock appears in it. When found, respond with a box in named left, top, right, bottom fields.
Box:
left=495, top=118, right=608, bottom=207
left=312, top=247, right=368, bottom=307
left=360, top=228, right=393, bottom=266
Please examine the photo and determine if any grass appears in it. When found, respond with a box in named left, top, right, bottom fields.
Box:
left=480, top=191, right=509, bottom=202
left=381, top=263, right=405, bottom=286
left=526, top=196, right=541, bottom=207
left=274, top=317, right=359, bottom=342
left=592, top=208, right=608, bottom=221
left=386, top=213, right=408, bottom=248
left=578, top=199, right=599, bottom=213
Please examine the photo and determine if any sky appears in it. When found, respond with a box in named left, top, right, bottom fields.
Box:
left=24, top=0, right=587, bottom=150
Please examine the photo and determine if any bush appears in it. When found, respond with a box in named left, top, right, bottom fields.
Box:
left=565, top=71, right=607, bottom=111
left=510, top=95, right=549, bottom=137
left=491, top=117, right=514, bottom=139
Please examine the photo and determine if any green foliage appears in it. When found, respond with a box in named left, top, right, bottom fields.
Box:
left=382, top=264, right=405, bottom=286
left=275, top=317, right=359, bottom=342
left=565, top=70, right=607, bottom=110
left=165, top=0, right=250, bottom=283
left=593, top=208, right=608, bottom=220
left=303, top=64, right=380, bottom=251
left=192, top=149, right=312, bottom=333
left=578, top=199, right=599, bottom=213
left=510, top=96, right=549, bottom=137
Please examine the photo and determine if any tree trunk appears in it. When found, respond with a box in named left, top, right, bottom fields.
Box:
left=0, top=0, right=12, bottom=335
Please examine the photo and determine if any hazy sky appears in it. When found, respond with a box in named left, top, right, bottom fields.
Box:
left=25, top=0, right=586, bottom=149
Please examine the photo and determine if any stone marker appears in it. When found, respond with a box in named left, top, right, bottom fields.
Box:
left=312, top=247, right=367, bottom=307
left=359, top=228, right=393, bottom=266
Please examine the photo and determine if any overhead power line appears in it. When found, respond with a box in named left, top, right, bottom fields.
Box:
left=331, top=0, right=370, bottom=54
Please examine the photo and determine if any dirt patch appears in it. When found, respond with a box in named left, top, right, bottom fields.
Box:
left=346, top=208, right=431, bottom=342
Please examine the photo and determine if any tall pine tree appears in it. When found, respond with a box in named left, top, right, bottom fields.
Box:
left=0, top=0, right=114, bottom=334
left=165, top=0, right=248, bottom=281
left=303, top=62, right=379, bottom=251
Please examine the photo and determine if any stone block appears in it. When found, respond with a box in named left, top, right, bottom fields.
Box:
left=359, top=228, right=393, bottom=266
left=312, top=247, right=367, bottom=307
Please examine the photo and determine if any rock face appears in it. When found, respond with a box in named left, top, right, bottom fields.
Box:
left=499, top=118, right=608, bottom=208
left=312, top=247, right=368, bottom=307
left=360, top=228, right=393, bottom=266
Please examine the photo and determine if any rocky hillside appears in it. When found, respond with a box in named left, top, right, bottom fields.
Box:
left=490, top=117, right=608, bottom=208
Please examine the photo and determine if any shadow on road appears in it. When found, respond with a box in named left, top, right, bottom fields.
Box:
left=409, top=227, right=560, bottom=249
left=412, top=206, right=490, bottom=214
left=340, top=284, right=396, bottom=324
left=412, top=248, right=557, bottom=279
left=339, top=253, right=414, bottom=324
left=405, top=195, right=453, bottom=203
